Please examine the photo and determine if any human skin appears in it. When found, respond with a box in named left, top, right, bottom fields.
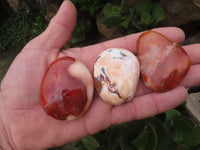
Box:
left=0, top=0, right=200, bottom=150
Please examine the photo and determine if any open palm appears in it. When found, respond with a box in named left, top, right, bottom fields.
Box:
left=0, top=1, right=200, bottom=150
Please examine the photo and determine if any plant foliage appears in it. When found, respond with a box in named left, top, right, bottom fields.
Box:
left=71, top=0, right=108, bottom=16
left=70, top=20, right=92, bottom=45
left=0, top=9, right=47, bottom=51
left=30, top=8, right=48, bottom=37
left=98, top=0, right=165, bottom=33
left=0, top=14, right=32, bottom=51
left=75, top=108, right=200, bottom=150
left=70, top=0, right=109, bottom=44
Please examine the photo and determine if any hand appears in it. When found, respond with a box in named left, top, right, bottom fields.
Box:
left=0, top=1, right=200, bottom=150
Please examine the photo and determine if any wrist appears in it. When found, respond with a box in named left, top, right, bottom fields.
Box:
left=0, top=94, right=15, bottom=150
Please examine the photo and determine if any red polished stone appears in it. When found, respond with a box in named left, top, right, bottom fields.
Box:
left=40, top=57, right=87, bottom=120
left=137, top=31, right=191, bottom=92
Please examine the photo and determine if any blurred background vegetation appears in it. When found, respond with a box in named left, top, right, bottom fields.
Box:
left=0, top=0, right=48, bottom=51
left=1, top=0, right=200, bottom=50
left=0, top=0, right=166, bottom=51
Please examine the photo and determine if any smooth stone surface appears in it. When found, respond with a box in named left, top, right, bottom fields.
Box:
left=137, top=31, right=191, bottom=92
left=93, top=48, right=140, bottom=105
left=41, top=56, right=93, bottom=121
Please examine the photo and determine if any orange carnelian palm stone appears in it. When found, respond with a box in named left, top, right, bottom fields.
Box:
left=41, top=57, right=93, bottom=120
left=137, top=31, right=191, bottom=92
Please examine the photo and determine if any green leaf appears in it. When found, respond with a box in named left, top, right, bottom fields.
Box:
left=136, top=0, right=153, bottom=17
left=120, top=0, right=130, bottom=15
left=152, top=4, right=165, bottom=24
left=111, top=6, right=121, bottom=15
left=140, top=12, right=152, bottom=24
left=75, top=145, right=87, bottom=150
left=100, top=15, right=121, bottom=28
left=75, top=140, right=87, bottom=150
left=147, top=117, right=176, bottom=150
left=173, top=130, right=184, bottom=143
left=131, top=125, right=150, bottom=149
left=103, top=3, right=112, bottom=16
left=146, top=122, right=158, bottom=150
left=82, top=136, right=100, bottom=150
left=131, top=18, right=144, bottom=31
left=172, top=117, right=200, bottom=147
left=33, top=22, right=39, bottom=26
left=107, top=124, right=124, bottom=145
left=130, top=121, right=158, bottom=150
left=120, top=18, right=131, bottom=29
left=165, top=109, right=181, bottom=121
left=26, top=8, right=30, bottom=14
left=35, top=16, right=43, bottom=22
left=118, top=139, right=134, bottom=150
left=93, top=132, right=107, bottom=145
left=70, top=24, right=86, bottom=44
left=120, top=7, right=135, bottom=29
left=120, top=120, right=146, bottom=143
left=71, top=31, right=85, bottom=44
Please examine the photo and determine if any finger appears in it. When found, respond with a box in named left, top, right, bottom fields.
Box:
left=183, top=44, right=200, bottom=65
left=123, top=61, right=200, bottom=96
left=24, top=0, right=77, bottom=50
left=43, top=96, right=113, bottom=145
left=61, top=27, right=185, bottom=71
left=100, top=27, right=185, bottom=54
left=177, top=44, right=200, bottom=88
left=180, top=64, right=200, bottom=88
left=111, top=86, right=188, bottom=124
left=135, top=79, right=152, bottom=96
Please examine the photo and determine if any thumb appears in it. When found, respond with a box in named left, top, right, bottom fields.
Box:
left=25, top=0, right=77, bottom=50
